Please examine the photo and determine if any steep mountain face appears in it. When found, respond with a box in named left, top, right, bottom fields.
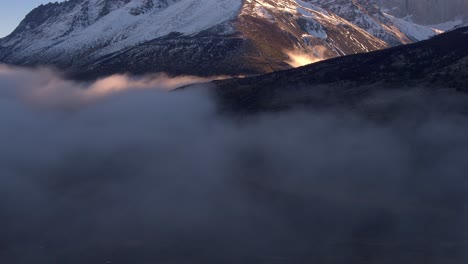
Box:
left=306, top=0, right=441, bottom=42
left=305, top=0, right=413, bottom=44
left=0, top=0, right=439, bottom=78
left=232, top=0, right=389, bottom=68
left=208, top=26, right=468, bottom=114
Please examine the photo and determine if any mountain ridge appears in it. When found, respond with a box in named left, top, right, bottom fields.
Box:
left=204, top=26, right=468, bottom=114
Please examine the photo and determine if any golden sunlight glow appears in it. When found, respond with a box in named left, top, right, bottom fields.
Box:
left=0, top=65, right=14, bottom=74
left=85, top=74, right=218, bottom=98
left=284, top=46, right=327, bottom=68
left=0, top=63, right=232, bottom=109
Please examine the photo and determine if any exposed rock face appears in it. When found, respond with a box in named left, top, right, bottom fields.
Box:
left=305, top=0, right=413, bottom=45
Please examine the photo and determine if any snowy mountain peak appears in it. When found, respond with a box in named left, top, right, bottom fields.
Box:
left=0, top=0, right=444, bottom=78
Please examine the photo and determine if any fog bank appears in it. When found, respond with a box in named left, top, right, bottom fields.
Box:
left=1, top=65, right=467, bottom=263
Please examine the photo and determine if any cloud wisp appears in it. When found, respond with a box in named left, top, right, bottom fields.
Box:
left=0, top=64, right=221, bottom=109
left=284, top=46, right=327, bottom=67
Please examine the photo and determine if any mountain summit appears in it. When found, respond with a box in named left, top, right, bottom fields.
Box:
left=0, top=0, right=439, bottom=78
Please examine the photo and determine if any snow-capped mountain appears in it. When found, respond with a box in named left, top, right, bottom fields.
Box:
left=0, top=0, right=441, bottom=78
left=384, top=14, right=443, bottom=41
left=1, top=0, right=241, bottom=65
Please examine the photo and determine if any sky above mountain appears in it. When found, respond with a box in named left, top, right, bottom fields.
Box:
left=1, top=1, right=466, bottom=38
left=0, top=1, right=65, bottom=38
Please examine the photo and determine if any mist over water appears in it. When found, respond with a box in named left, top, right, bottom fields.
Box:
left=1, top=65, right=468, bottom=263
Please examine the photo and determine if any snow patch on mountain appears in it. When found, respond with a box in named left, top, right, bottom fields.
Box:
left=254, top=6, right=275, bottom=22
left=430, top=19, right=465, bottom=31
left=303, top=0, right=413, bottom=45
left=296, top=0, right=329, bottom=16
left=384, top=14, right=442, bottom=41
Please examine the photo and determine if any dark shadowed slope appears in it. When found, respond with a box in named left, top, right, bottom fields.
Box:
left=209, top=26, right=468, bottom=114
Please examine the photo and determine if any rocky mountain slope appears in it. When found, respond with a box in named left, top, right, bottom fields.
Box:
left=207, top=26, right=468, bottom=114
left=0, top=0, right=440, bottom=78
left=305, top=0, right=413, bottom=44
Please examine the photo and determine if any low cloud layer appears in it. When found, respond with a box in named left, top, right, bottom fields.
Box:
left=0, top=64, right=219, bottom=109
left=1, top=65, right=467, bottom=263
